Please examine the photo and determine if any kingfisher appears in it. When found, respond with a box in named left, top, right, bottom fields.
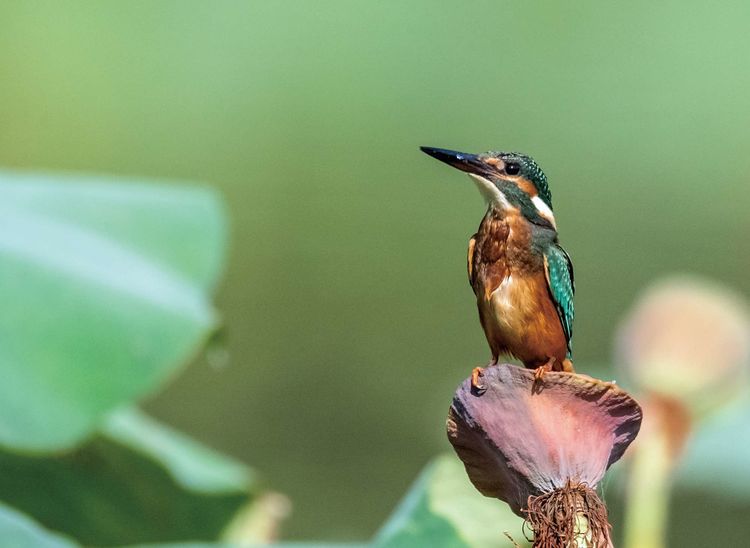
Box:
left=420, top=146, right=575, bottom=389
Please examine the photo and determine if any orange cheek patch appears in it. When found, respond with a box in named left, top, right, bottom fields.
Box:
left=515, top=177, right=538, bottom=197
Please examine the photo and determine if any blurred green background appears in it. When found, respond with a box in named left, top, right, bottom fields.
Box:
left=0, top=1, right=748, bottom=542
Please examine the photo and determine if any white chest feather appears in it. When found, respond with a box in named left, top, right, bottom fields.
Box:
left=489, top=275, right=518, bottom=327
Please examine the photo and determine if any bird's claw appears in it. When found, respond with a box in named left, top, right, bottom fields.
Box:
left=533, top=366, right=546, bottom=381
left=471, top=366, right=486, bottom=393
left=533, top=357, right=556, bottom=383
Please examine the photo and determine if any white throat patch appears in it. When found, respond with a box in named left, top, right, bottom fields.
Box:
left=531, top=195, right=556, bottom=228
left=468, top=174, right=511, bottom=210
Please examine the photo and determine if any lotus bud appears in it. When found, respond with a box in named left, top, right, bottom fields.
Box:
left=616, top=276, right=750, bottom=415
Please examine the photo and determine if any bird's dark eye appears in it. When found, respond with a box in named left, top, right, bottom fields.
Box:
left=505, top=162, right=521, bottom=175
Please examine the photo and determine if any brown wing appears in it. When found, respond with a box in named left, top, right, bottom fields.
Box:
left=467, top=233, right=477, bottom=286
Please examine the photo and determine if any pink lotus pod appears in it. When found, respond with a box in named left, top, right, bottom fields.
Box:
left=447, top=364, right=642, bottom=517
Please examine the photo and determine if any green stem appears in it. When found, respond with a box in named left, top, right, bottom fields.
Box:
left=622, top=423, right=672, bottom=548
left=573, top=512, right=591, bottom=548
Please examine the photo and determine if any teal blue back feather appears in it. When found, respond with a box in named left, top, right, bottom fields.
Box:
left=544, top=245, right=575, bottom=357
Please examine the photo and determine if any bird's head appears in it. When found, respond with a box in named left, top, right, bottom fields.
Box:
left=420, top=146, right=556, bottom=229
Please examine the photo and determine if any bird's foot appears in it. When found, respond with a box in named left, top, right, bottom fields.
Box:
left=471, top=357, right=500, bottom=393
left=471, top=367, right=486, bottom=393
left=533, top=357, right=557, bottom=382
left=533, top=366, right=545, bottom=382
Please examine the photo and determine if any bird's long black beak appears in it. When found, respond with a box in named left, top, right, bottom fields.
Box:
left=420, top=146, right=488, bottom=176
